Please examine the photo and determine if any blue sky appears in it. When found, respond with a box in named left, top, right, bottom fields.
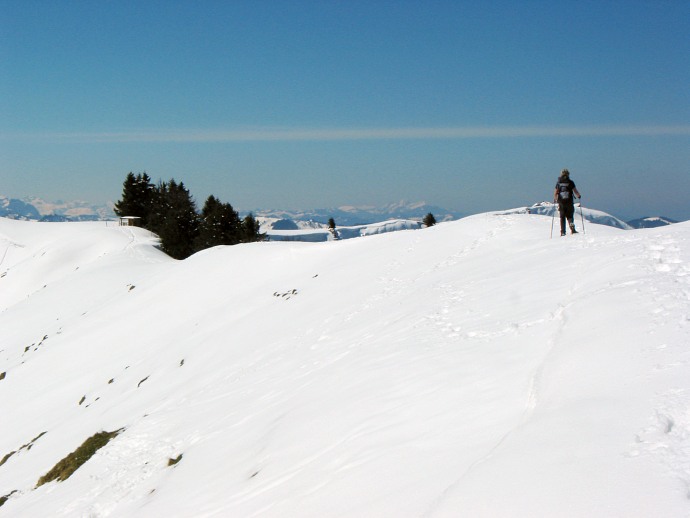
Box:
left=1, top=0, right=689, bottom=220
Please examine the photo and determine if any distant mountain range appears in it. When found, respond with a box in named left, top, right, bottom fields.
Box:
left=626, top=216, right=678, bottom=229
left=0, top=195, right=116, bottom=221
left=524, top=202, right=633, bottom=230
left=0, top=194, right=680, bottom=230
left=251, top=201, right=465, bottom=227
left=525, top=202, right=680, bottom=230
left=0, top=196, right=463, bottom=225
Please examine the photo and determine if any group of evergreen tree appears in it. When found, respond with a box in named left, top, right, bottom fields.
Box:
left=114, top=172, right=263, bottom=260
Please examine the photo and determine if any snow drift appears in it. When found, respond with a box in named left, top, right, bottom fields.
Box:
left=1, top=212, right=689, bottom=517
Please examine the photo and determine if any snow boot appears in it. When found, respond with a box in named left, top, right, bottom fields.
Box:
left=570, top=224, right=578, bottom=234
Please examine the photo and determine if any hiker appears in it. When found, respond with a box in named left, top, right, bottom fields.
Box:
left=554, top=169, right=581, bottom=236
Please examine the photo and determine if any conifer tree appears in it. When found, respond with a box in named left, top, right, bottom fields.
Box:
left=114, top=172, right=155, bottom=226
left=241, top=213, right=263, bottom=243
left=327, top=217, right=338, bottom=239
left=423, top=212, right=437, bottom=227
left=194, top=195, right=242, bottom=251
left=148, top=179, right=199, bottom=259
left=114, top=172, right=136, bottom=216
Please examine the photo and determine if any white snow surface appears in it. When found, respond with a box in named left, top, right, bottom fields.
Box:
left=1, top=212, right=689, bottom=517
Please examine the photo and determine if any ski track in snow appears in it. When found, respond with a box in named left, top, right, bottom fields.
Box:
left=422, top=229, right=587, bottom=517
left=0, top=234, right=27, bottom=277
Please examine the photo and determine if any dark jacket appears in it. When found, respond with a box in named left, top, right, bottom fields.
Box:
left=555, top=176, right=577, bottom=204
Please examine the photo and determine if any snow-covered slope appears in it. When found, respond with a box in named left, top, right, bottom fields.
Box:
left=1, top=213, right=689, bottom=517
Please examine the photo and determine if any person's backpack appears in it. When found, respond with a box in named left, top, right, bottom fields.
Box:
left=556, top=178, right=573, bottom=201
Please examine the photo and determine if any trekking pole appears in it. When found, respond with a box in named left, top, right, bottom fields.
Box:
left=578, top=198, right=586, bottom=234
left=550, top=203, right=556, bottom=238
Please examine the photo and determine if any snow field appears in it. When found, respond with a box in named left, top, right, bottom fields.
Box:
left=0, top=212, right=689, bottom=517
